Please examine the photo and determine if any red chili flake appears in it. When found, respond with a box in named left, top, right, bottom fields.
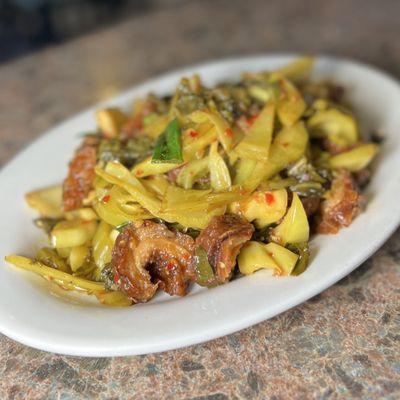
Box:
left=135, top=169, right=143, bottom=177
left=102, top=195, right=111, bottom=204
left=182, top=254, right=190, bottom=261
left=113, top=273, right=120, bottom=284
left=225, top=128, right=234, bottom=138
left=166, top=262, right=175, bottom=271
left=265, top=192, right=275, bottom=205
left=189, top=130, right=199, bottom=138
left=248, top=114, right=259, bottom=125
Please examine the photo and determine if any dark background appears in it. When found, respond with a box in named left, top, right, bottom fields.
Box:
left=0, top=0, right=168, bottom=63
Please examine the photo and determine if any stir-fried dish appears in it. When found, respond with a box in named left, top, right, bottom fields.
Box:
left=5, top=58, right=380, bottom=306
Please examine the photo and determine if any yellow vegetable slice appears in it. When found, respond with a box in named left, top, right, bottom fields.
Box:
left=307, top=108, right=358, bottom=148
left=244, top=121, right=309, bottom=189
left=264, top=242, right=299, bottom=276
left=269, top=57, right=314, bottom=82
left=176, top=157, right=209, bottom=189
left=69, top=244, right=89, bottom=272
left=189, top=110, right=233, bottom=151
left=56, top=247, right=71, bottom=258
left=5, top=255, right=105, bottom=293
left=36, top=247, right=70, bottom=273
left=235, top=103, right=275, bottom=162
left=96, top=162, right=229, bottom=229
left=131, top=156, right=180, bottom=178
left=92, top=221, right=113, bottom=271
left=230, top=189, right=288, bottom=228
left=25, top=185, right=62, bottom=218
left=182, top=123, right=216, bottom=160
left=234, top=158, right=257, bottom=185
left=95, top=291, right=133, bottom=307
left=270, top=193, right=309, bottom=245
left=277, top=78, right=306, bottom=126
left=238, top=241, right=278, bottom=275
left=329, top=143, right=378, bottom=172
left=142, top=115, right=169, bottom=139
left=94, top=187, right=152, bottom=227
left=51, top=220, right=97, bottom=248
left=96, top=162, right=161, bottom=213
left=96, top=108, right=128, bottom=139
left=65, top=207, right=98, bottom=221
left=209, top=142, right=231, bottom=191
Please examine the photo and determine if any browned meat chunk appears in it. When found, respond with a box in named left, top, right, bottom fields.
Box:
left=301, top=196, right=321, bottom=218
left=62, top=136, right=98, bottom=211
left=111, top=220, right=195, bottom=302
left=315, top=170, right=361, bottom=234
left=196, top=215, right=254, bottom=283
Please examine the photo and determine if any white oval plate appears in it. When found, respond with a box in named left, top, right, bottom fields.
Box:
left=1, top=55, right=400, bottom=357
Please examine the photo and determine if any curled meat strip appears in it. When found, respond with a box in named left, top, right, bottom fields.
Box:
left=111, top=220, right=195, bottom=302
left=62, top=136, right=98, bottom=211
left=196, top=215, right=254, bottom=283
left=315, top=170, right=361, bottom=234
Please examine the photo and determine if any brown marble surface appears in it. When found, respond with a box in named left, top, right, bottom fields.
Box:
left=0, top=0, right=399, bottom=398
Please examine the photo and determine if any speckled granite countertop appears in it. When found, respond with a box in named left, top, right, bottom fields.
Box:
left=0, top=0, right=399, bottom=398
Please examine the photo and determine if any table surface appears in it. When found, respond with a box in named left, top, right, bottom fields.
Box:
left=1, top=0, right=399, bottom=398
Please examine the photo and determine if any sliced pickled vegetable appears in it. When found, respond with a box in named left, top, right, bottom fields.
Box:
left=264, top=242, right=298, bottom=275
left=189, top=110, right=233, bottom=151
left=95, top=290, right=133, bottom=306
left=329, top=143, right=378, bottom=172
left=209, top=142, right=231, bottom=191
left=96, top=108, right=128, bottom=138
left=269, top=57, right=314, bottom=82
left=92, top=221, right=113, bottom=271
left=238, top=241, right=278, bottom=275
left=244, top=121, right=309, bottom=189
left=132, top=156, right=179, bottom=178
left=142, top=115, right=169, bottom=139
left=307, top=108, right=358, bottom=148
left=51, top=220, right=97, bottom=248
left=230, top=189, right=288, bottom=228
left=176, top=157, right=209, bottom=189
left=235, top=103, right=275, bottom=161
left=234, top=158, right=257, bottom=185
left=277, top=78, right=306, bottom=126
left=5, top=255, right=106, bottom=293
left=247, top=85, right=273, bottom=103
left=26, top=185, right=63, bottom=218
left=270, top=193, right=309, bottom=244
left=65, top=207, right=98, bottom=221
left=69, top=244, right=89, bottom=272
left=259, top=178, right=297, bottom=191
left=94, top=186, right=152, bottom=227
left=36, top=247, right=70, bottom=273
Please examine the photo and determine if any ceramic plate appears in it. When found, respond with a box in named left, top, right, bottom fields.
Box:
left=1, top=55, right=400, bottom=356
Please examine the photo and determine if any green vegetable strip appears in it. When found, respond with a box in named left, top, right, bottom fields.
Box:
left=194, top=247, right=216, bottom=287
left=151, top=118, right=183, bottom=164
